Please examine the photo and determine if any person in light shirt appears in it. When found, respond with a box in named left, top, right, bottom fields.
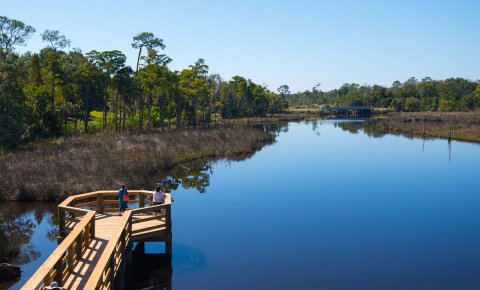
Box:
left=152, top=186, right=166, bottom=216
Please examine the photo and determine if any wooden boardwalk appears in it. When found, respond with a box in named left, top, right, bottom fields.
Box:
left=22, top=190, right=172, bottom=290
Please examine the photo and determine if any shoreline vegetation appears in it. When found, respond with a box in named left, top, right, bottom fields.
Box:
left=0, top=125, right=276, bottom=201
left=285, top=109, right=480, bottom=143
left=2, top=111, right=480, bottom=201
left=366, top=112, right=480, bottom=143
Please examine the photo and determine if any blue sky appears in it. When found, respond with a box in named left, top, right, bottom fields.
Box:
left=4, top=0, right=480, bottom=92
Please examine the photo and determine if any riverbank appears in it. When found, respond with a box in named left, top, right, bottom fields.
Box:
left=0, top=126, right=275, bottom=201
left=367, top=112, right=480, bottom=143
left=219, top=112, right=320, bottom=124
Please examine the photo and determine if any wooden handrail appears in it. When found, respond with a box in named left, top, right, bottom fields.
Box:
left=60, top=190, right=157, bottom=207
left=130, top=203, right=167, bottom=214
left=22, top=211, right=96, bottom=290
left=61, top=190, right=154, bottom=203
left=59, top=190, right=169, bottom=215
left=83, top=193, right=171, bottom=289
left=23, top=190, right=171, bottom=290
left=61, top=205, right=89, bottom=215
left=84, top=211, right=133, bottom=290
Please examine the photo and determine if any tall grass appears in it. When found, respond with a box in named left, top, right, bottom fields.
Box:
left=369, top=112, right=480, bottom=142
left=0, top=126, right=274, bottom=201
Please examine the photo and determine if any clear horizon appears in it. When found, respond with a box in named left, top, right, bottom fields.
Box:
left=4, top=0, right=480, bottom=92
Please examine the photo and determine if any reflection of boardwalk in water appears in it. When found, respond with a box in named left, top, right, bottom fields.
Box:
left=125, top=241, right=209, bottom=289
left=126, top=242, right=173, bottom=290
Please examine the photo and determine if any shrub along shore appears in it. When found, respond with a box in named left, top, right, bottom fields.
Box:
left=0, top=125, right=275, bottom=201
left=365, top=112, right=480, bottom=143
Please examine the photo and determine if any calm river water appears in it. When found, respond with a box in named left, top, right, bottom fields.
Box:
left=3, top=120, right=480, bottom=290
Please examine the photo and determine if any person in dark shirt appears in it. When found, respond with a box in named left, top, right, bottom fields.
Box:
left=118, top=184, right=129, bottom=216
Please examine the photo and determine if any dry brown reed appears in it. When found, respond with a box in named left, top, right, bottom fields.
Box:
left=0, top=126, right=273, bottom=201
left=369, top=112, right=480, bottom=142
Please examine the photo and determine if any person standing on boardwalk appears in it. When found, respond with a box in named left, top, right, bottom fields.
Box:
left=152, top=186, right=166, bottom=217
left=118, top=184, right=129, bottom=216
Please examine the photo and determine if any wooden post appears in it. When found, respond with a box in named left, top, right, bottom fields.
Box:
left=90, top=217, right=95, bottom=239
left=54, top=258, right=64, bottom=285
left=126, top=214, right=133, bottom=265
left=97, top=193, right=104, bottom=214
left=84, top=224, right=90, bottom=246
left=128, top=214, right=133, bottom=241
left=76, top=235, right=83, bottom=259
left=44, top=274, right=51, bottom=288
left=116, top=235, right=127, bottom=290
left=67, top=245, right=74, bottom=272
left=166, top=204, right=172, bottom=232
left=166, top=241, right=172, bottom=258
left=120, top=230, right=126, bottom=260
left=58, top=208, right=65, bottom=241
left=165, top=204, right=172, bottom=260
left=139, top=192, right=145, bottom=208
left=109, top=256, right=115, bottom=290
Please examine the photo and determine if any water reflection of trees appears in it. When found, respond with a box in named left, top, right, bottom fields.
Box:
left=0, top=203, right=57, bottom=265
left=335, top=120, right=396, bottom=138
left=156, top=123, right=290, bottom=194
left=158, top=162, right=213, bottom=193
left=254, top=122, right=289, bottom=137
left=336, top=121, right=366, bottom=135
left=321, top=120, right=458, bottom=162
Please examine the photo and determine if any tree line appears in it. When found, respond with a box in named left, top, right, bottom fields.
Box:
left=0, top=16, right=285, bottom=150
left=283, top=77, right=480, bottom=112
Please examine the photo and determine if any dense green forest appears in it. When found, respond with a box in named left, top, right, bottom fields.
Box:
left=0, top=16, right=285, bottom=150
left=284, top=76, right=480, bottom=111
left=2, top=16, right=480, bottom=150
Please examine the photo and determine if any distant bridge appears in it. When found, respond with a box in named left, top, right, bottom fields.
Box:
left=322, top=106, right=372, bottom=117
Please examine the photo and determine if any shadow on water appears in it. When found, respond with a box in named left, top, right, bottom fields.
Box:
left=125, top=242, right=207, bottom=290
left=125, top=242, right=173, bottom=290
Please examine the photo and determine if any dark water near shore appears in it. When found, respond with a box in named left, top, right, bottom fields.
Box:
left=3, top=120, right=480, bottom=289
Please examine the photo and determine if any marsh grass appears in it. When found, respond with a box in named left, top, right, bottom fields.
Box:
left=223, top=113, right=319, bottom=125
left=0, top=126, right=273, bottom=201
left=369, top=112, right=480, bottom=143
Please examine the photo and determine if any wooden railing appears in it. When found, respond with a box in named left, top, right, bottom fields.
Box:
left=22, top=210, right=96, bottom=290
left=23, top=190, right=172, bottom=290
left=57, top=190, right=157, bottom=236
left=84, top=192, right=172, bottom=289
left=84, top=211, right=133, bottom=290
